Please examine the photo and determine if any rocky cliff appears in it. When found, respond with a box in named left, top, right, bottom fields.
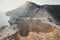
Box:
left=0, top=18, right=60, bottom=40
left=0, top=1, right=60, bottom=40
left=6, top=1, right=60, bottom=25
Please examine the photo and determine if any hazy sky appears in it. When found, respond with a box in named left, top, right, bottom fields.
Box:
left=0, top=0, right=60, bottom=12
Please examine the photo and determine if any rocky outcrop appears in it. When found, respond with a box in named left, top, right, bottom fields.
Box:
left=1, top=18, right=60, bottom=40
left=6, top=1, right=52, bottom=25
left=15, top=18, right=59, bottom=36
left=0, top=25, right=18, bottom=40
left=6, top=2, right=60, bottom=25
left=0, top=1, right=60, bottom=40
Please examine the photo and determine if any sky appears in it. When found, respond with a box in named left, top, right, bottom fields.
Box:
left=0, top=12, right=10, bottom=27
left=0, top=0, right=60, bottom=12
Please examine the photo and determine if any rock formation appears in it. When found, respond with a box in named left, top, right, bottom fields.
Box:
left=0, top=18, right=60, bottom=40
left=0, top=1, right=60, bottom=40
left=6, top=1, right=60, bottom=25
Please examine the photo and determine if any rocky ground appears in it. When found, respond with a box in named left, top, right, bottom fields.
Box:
left=0, top=18, right=60, bottom=40
left=0, top=1, right=60, bottom=40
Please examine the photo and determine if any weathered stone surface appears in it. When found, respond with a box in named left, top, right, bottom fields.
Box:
left=0, top=25, right=18, bottom=40
left=0, top=1, right=60, bottom=40
left=6, top=2, right=60, bottom=25
left=0, top=18, right=60, bottom=40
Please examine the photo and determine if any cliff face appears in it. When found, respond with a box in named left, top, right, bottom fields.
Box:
left=6, top=2, right=52, bottom=25
left=1, top=18, right=60, bottom=40
left=0, top=1, right=60, bottom=40
left=6, top=2, right=51, bottom=18
left=6, top=2, right=60, bottom=25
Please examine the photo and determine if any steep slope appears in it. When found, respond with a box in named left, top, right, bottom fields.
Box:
left=6, top=2, right=51, bottom=18
left=1, top=18, right=60, bottom=40
left=46, top=5, right=60, bottom=25
left=6, top=1, right=60, bottom=25
left=6, top=2, right=51, bottom=25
